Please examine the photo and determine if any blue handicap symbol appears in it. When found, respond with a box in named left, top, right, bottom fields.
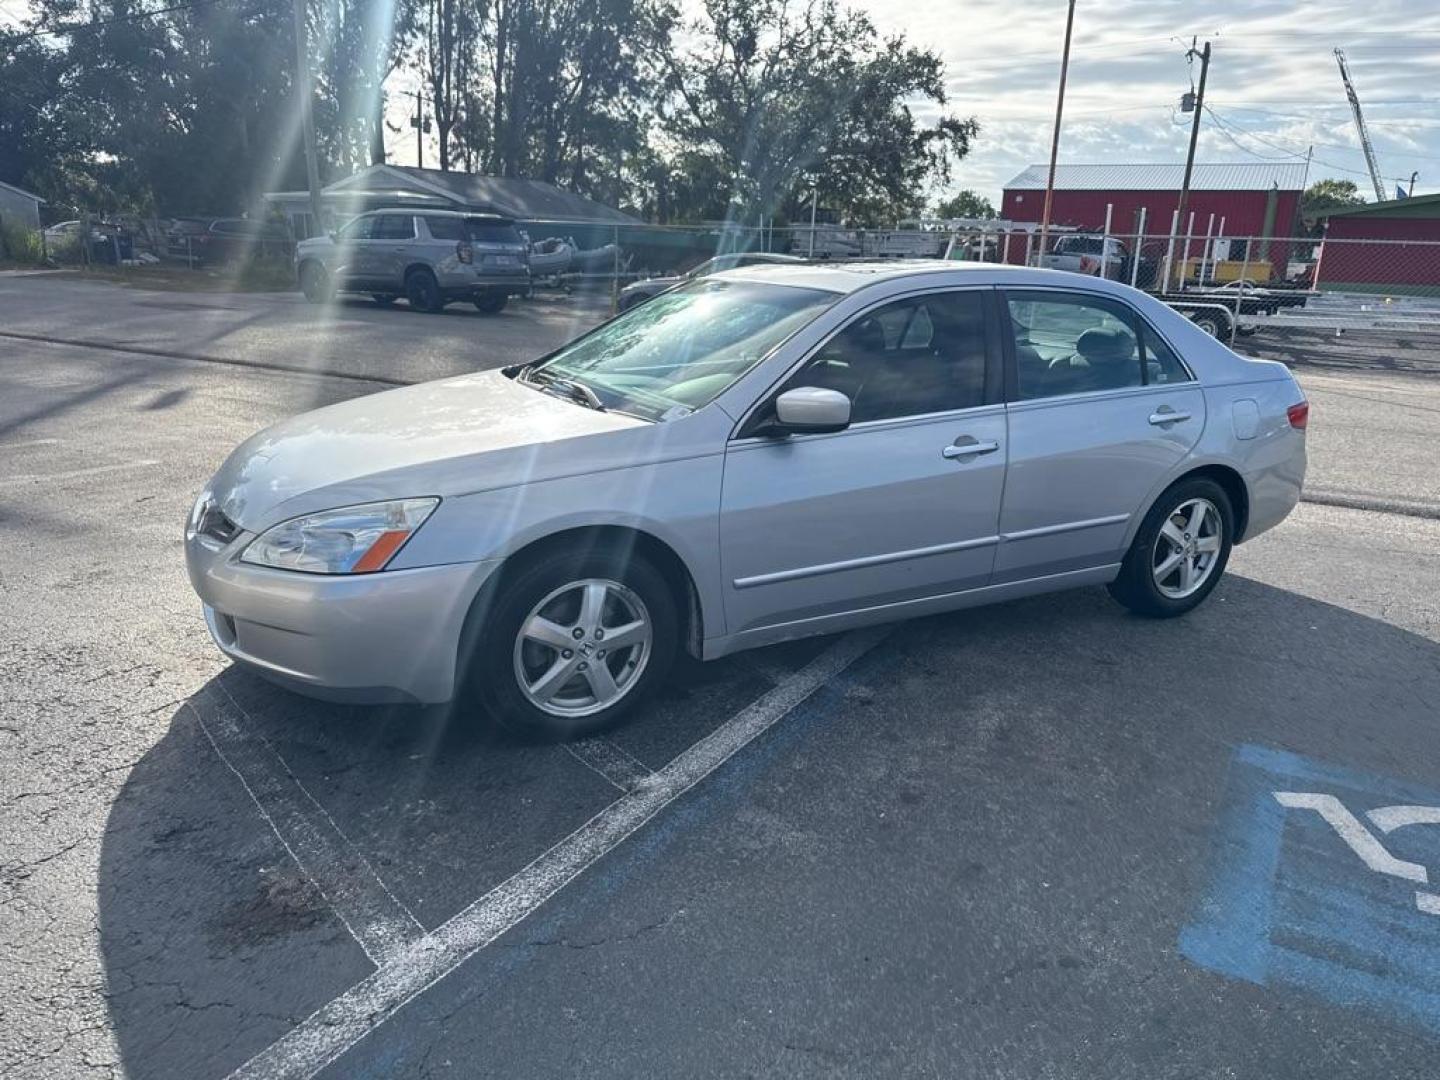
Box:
left=1181, top=744, right=1440, bottom=1033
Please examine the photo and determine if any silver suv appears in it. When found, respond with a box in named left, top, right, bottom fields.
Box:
left=295, top=209, right=531, bottom=314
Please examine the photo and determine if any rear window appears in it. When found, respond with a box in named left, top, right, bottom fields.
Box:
left=467, top=220, right=522, bottom=245
left=424, top=216, right=465, bottom=241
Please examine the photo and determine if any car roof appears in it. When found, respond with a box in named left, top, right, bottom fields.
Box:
left=710, top=259, right=1149, bottom=296
left=366, top=208, right=513, bottom=223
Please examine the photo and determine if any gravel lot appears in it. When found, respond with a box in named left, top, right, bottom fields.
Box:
left=4, top=274, right=1440, bottom=1079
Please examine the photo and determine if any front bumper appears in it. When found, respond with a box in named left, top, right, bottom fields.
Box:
left=186, top=531, right=501, bottom=704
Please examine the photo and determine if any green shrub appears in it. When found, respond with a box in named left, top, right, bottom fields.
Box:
left=0, top=215, right=45, bottom=264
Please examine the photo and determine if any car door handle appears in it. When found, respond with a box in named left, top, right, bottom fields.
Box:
left=1148, top=409, right=1192, bottom=426
left=942, top=438, right=1001, bottom=460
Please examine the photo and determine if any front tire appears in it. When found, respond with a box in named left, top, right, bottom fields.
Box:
left=299, top=262, right=332, bottom=303
left=466, top=546, right=679, bottom=740
left=405, top=268, right=445, bottom=313
left=1108, top=477, right=1233, bottom=618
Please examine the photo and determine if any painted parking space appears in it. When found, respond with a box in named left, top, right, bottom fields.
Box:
left=10, top=328, right=1440, bottom=1079
left=1183, top=745, right=1440, bottom=1036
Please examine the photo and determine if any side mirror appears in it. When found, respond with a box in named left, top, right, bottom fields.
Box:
left=772, top=386, right=851, bottom=435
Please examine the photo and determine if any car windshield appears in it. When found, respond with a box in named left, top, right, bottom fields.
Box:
left=531, top=279, right=835, bottom=420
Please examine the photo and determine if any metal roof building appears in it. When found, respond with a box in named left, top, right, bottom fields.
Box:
left=1003, top=162, right=1308, bottom=193
left=0, top=179, right=46, bottom=231
left=1314, top=192, right=1440, bottom=295
left=1000, top=161, right=1309, bottom=276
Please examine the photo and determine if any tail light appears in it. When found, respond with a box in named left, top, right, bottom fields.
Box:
left=457, top=241, right=473, bottom=264
left=1287, top=402, right=1309, bottom=430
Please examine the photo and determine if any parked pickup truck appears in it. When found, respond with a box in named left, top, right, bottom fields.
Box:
left=1039, top=234, right=1128, bottom=277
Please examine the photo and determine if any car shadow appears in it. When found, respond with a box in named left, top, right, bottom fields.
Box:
left=95, top=576, right=1440, bottom=1078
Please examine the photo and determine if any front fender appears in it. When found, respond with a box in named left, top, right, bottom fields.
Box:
left=389, top=453, right=727, bottom=639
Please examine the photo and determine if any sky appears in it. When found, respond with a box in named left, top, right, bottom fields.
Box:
left=852, top=0, right=1440, bottom=203
left=8, top=0, right=1440, bottom=205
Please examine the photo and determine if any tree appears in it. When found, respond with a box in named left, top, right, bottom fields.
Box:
left=1303, top=178, right=1365, bottom=224
left=0, top=31, right=94, bottom=214
left=15, top=0, right=417, bottom=215
left=660, top=0, right=976, bottom=225
left=475, top=0, right=675, bottom=194
left=419, top=0, right=482, bottom=171
left=933, top=189, right=995, bottom=220
left=315, top=0, right=421, bottom=174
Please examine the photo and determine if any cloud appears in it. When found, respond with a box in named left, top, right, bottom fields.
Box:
left=845, top=0, right=1440, bottom=200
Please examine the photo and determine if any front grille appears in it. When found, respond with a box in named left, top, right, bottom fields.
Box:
left=197, top=503, right=241, bottom=545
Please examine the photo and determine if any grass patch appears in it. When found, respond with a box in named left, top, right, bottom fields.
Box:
left=0, top=216, right=45, bottom=265
left=72, top=258, right=297, bottom=293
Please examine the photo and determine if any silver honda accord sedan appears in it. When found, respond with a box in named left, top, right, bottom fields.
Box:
left=186, top=261, right=1307, bottom=738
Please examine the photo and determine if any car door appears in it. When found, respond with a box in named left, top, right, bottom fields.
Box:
left=331, top=214, right=375, bottom=286
left=720, top=287, right=1008, bottom=637
left=367, top=214, right=416, bottom=289
left=995, top=288, right=1206, bottom=583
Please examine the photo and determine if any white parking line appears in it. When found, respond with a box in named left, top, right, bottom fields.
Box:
left=191, top=683, right=426, bottom=967
left=563, top=737, right=654, bottom=792
left=227, top=626, right=889, bottom=1080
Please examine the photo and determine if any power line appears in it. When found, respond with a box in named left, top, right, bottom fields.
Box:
left=1205, top=105, right=1418, bottom=184
left=1203, top=110, right=1299, bottom=163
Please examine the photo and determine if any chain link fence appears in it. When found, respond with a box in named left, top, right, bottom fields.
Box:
left=8, top=208, right=1440, bottom=343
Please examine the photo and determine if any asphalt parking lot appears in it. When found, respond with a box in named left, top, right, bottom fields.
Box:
left=5, top=273, right=1440, bottom=1079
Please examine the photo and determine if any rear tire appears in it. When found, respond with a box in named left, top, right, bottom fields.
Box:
left=1108, top=477, right=1233, bottom=618
left=1190, top=312, right=1225, bottom=338
left=473, top=290, right=509, bottom=315
left=405, top=268, right=444, bottom=313
left=464, top=545, right=679, bottom=741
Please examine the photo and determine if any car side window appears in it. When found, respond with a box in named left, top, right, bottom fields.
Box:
left=337, top=215, right=374, bottom=241
left=374, top=215, right=414, bottom=241
left=1006, top=293, right=1146, bottom=400
left=424, top=216, right=464, bottom=241
left=1143, top=330, right=1193, bottom=385
left=782, top=291, right=989, bottom=424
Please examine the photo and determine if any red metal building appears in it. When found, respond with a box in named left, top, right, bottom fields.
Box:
left=1001, top=162, right=1307, bottom=274
left=1316, top=193, right=1440, bottom=295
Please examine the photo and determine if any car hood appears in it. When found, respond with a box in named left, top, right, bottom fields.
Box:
left=209, top=370, right=646, bottom=531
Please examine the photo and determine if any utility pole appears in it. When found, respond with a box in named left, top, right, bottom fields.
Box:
left=1172, top=38, right=1210, bottom=292
left=1037, top=0, right=1078, bottom=262
left=291, top=0, right=324, bottom=236
left=407, top=90, right=431, bottom=169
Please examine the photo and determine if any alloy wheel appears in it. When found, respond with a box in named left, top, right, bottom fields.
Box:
left=512, top=578, right=653, bottom=718
left=1151, top=497, right=1223, bottom=599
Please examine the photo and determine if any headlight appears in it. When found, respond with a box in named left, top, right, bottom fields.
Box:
left=186, top=488, right=212, bottom=541
left=240, top=498, right=439, bottom=574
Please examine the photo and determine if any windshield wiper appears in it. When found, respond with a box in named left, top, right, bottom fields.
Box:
left=523, top=367, right=605, bottom=412
left=551, top=378, right=606, bottom=411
